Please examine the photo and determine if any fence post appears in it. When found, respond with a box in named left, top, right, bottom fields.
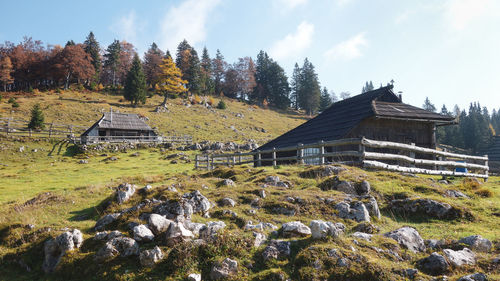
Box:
left=238, top=152, right=242, bottom=164
left=298, top=143, right=304, bottom=165
left=232, top=155, right=236, bottom=166
left=257, top=150, right=261, bottom=167
left=319, top=140, right=325, bottom=165
left=211, top=155, right=215, bottom=170
left=29, top=128, right=32, bottom=137
left=409, top=143, right=416, bottom=168
left=195, top=154, right=199, bottom=169
left=206, top=155, right=210, bottom=171
left=272, top=147, right=277, bottom=167
left=358, top=138, right=365, bottom=165
left=484, top=155, right=489, bottom=182
left=49, top=123, right=53, bottom=137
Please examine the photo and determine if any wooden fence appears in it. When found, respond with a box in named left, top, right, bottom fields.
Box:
left=195, top=137, right=489, bottom=180
left=80, top=135, right=192, bottom=144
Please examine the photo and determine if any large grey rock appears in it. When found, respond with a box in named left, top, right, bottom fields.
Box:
left=335, top=201, right=370, bottom=222
left=265, top=176, right=289, bottom=188
left=244, top=221, right=278, bottom=231
left=417, top=252, right=449, bottom=276
left=458, top=235, right=492, bottom=252
left=262, top=240, right=291, bottom=261
left=187, top=273, right=202, bottom=281
left=95, top=237, right=140, bottom=261
left=182, top=190, right=211, bottom=216
left=253, top=232, right=267, bottom=247
left=94, top=230, right=123, bottom=241
left=336, top=181, right=357, bottom=195
left=133, top=224, right=154, bottom=242
left=389, top=198, right=464, bottom=219
left=352, top=232, right=373, bottom=241
left=164, top=222, right=194, bottom=246
left=281, top=221, right=311, bottom=237
left=220, top=197, right=236, bottom=207
left=443, top=248, right=476, bottom=267
left=221, top=179, right=235, bottom=186
left=314, top=165, right=346, bottom=177
left=94, top=213, right=121, bottom=231
left=384, top=227, right=426, bottom=253
left=357, top=180, right=371, bottom=195
left=184, top=221, right=206, bottom=236
left=364, top=196, right=381, bottom=219
left=309, top=220, right=345, bottom=239
left=148, top=214, right=173, bottom=235
left=42, top=229, right=83, bottom=273
left=457, top=273, right=487, bottom=281
left=199, top=221, right=226, bottom=240
left=116, top=183, right=136, bottom=204
left=445, top=190, right=469, bottom=198
left=139, top=246, right=163, bottom=267
left=210, top=258, right=238, bottom=280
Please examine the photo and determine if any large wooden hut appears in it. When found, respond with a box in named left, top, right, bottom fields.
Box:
left=256, top=85, right=455, bottom=165
left=81, top=110, right=158, bottom=144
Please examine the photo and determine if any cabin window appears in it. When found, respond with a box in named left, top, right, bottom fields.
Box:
left=303, top=147, right=321, bottom=165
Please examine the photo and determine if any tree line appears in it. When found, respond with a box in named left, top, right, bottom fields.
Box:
left=0, top=32, right=341, bottom=114
left=423, top=97, right=498, bottom=154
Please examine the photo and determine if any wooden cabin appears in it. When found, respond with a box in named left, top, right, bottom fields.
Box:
left=256, top=85, right=455, bottom=165
left=81, top=110, right=158, bottom=144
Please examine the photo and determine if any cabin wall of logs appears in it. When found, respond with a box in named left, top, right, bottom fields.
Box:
left=195, top=137, right=489, bottom=180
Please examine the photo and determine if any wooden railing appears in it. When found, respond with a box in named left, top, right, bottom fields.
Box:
left=80, top=135, right=192, bottom=144
left=195, top=137, right=489, bottom=180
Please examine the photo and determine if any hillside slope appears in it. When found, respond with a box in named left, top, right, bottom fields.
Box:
left=0, top=90, right=307, bottom=143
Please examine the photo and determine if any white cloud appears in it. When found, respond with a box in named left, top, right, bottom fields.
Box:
left=324, top=32, right=367, bottom=61
left=335, top=0, right=353, bottom=7
left=275, top=0, right=308, bottom=10
left=110, top=11, right=143, bottom=44
left=159, top=0, right=221, bottom=53
left=443, top=0, right=492, bottom=30
left=269, top=21, right=314, bottom=60
left=395, top=10, right=411, bottom=24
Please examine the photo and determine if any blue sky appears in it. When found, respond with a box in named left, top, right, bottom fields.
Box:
left=1, top=0, right=500, bottom=111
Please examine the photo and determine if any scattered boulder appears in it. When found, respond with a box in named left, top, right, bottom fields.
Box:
left=363, top=196, right=381, bottom=219
left=310, top=165, right=346, bottom=178
left=164, top=222, right=194, bottom=246
left=148, top=214, right=173, bottom=235
left=199, top=221, right=226, bottom=240
left=253, top=232, right=267, bottom=247
left=221, top=179, right=235, bottom=187
left=219, top=197, right=236, bottom=207
left=425, top=239, right=447, bottom=250
left=262, top=240, right=291, bottom=261
left=352, top=222, right=379, bottom=234
left=443, top=248, right=476, bottom=267
left=258, top=189, right=266, bottom=198
left=182, top=190, right=212, bottom=216
left=95, top=237, right=140, bottom=261
left=445, top=190, right=469, bottom=199
left=384, top=227, right=426, bottom=253
left=139, top=246, right=164, bottom=267
left=356, top=180, right=371, bottom=195
left=417, top=252, right=449, bottom=276
left=116, top=183, right=136, bottom=204
left=458, top=235, right=492, bottom=252
left=95, top=213, right=121, bottom=231
left=352, top=232, right=373, bottom=241
left=78, top=159, right=88, bottom=164
left=244, top=221, right=278, bottom=231
left=457, top=273, right=487, bottom=281
left=281, top=221, right=311, bottom=237
left=210, top=258, right=238, bottom=280
left=42, top=229, right=83, bottom=273
left=335, top=201, right=370, bottom=222
left=94, top=230, right=123, bottom=241
left=309, top=220, right=345, bottom=239
left=187, top=273, right=202, bottom=281
left=133, top=224, right=154, bottom=242
left=389, top=198, right=468, bottom=220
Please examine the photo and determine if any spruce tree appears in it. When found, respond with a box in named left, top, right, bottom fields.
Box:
left=212, top=49, right=226, bottom=96
left=175, top=40, right=201, bottom=94
left=297, top=58, right=320, bottom=115
left=124, top=54, right=147, bottom=107
left=200, top=47, right=214, bottom=95
left=290, top=63, right=301, bottom=110
left=28, top=103, right=45, bottom=130
left=104, top=40, right=121, bottom=86
left=319, top=87, right=332, bottom=112
left=422, top=97, right=436, bottom=112
left=84, top=31, right=102, bottom=80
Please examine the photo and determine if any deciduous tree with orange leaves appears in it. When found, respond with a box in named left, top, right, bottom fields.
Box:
left=158, top=56, right=187, bottom=106
left=0, top=56, right=14, bottom=91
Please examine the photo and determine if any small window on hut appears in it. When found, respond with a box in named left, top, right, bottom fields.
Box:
left=303, top=147, right=320, bottom=165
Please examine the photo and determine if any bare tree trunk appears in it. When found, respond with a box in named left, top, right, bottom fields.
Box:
left=161, top=94, right=167, bottom=106
left=64, top=71, right=71, bottom=90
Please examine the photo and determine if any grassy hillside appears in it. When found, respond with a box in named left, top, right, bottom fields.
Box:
left=0, top=90, right=307, bottom=143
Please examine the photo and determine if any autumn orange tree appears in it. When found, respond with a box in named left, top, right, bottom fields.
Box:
left=0, top=56, right=14, bottom=91
left=158, top=56, right=187, bottom=106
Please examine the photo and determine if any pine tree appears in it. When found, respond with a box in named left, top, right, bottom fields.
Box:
left=158, top=56, right=187, bottom=105
left=212, top=49, right=226, bottom=96
left=175, top=40, right=201, bottom=94
left=200, top=47, right=214, bottom=95
left=422, top=97, right=436, bottom=112
left=28, top=103, right=45, bottom=130
left=83, top=31, right=101, bottom=80
left=0, top=56, right=14, bottom=91
left=252, top=51, right=290, bottom=109
left=319, top=87, right=332, bottom=112
left=103, top=40, right=121, bottom=86
left=290, top=63, right=301, bottom=110
left=143, top=42, right=164, bottom=87
left=123, top=54, right=147, bottom=107
left=297, top=58, right=320, bottom=115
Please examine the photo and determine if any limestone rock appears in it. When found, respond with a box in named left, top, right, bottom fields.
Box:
left=94, top=213, right=121, bottom=231
left=253, top=232, right=267, bottom=247
left=445, top=190, right=469, bottom=198
left=221, top=179, right=235, bottom=186
left=457, top=273, right=487, bottom=281
left=458, top=235, right=492, bottom=252
left=309, top=220, right=345, bottom=239
left=363, top=196, right=381, bottom=219
left=116, top=183, right=136, bottom=204
left=443, top=248, right=476, bottom=267
left=417, top=252, right=449, bottom=276
left=262, top=240, right=291, bottom=261
left=357, top=180, right=371, bottom=195
left=281, top=221, right=311, bottom=237
left=389, top=198, right=466, bottom=220
left=352, top=232, right=373, bottom=241
left=182, top=190, right=211, bottom=215
left=244, top=221, right=278, bottom=231
left=210, top=258, right=238, bottom=280
left=335, top=201, right=370, bottom=222
left=199, top=221, right=226, bottom=240
left=164, top=222, right=194, bottom=246
left=42, top=229, right=83, bottom=273
left=95, top=237, right=140, bottom=261
left=187, top=273, right=202, bottom=281
left=220, top=197, right=236, bottom=207
left=133, top=224, right=154, bottom=242
left=384, top=227, right=426, bottom=253
left=139, top=246, right=163, bottom=267
left=148, top=214, right=173, bottom=235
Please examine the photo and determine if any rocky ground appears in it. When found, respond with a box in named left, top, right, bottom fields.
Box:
left=0, top=164, right=499, bottom=280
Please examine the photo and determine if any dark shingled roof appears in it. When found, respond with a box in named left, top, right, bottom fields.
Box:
left=81, top=112, right=154, bottom=136
left=258, top=85, right=454, bottom=150
left=484, top=136, right=500, bottom=162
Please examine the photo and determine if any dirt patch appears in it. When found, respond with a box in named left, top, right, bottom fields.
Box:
left=13, top=192, right=67, bottom=212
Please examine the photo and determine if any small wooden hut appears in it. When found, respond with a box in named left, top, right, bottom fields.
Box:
left=81, top=110, right=158, bottom=144
left=256, top=85, right=455, bottom=165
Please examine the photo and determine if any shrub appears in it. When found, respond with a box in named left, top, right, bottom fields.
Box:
left=27, top=86, right=34, bottom=93
left=8, top=97, right=15, bottom=103
left=97, top=83, right=104, bottom=91
left=217, top=100, right=227, bottom=110
left=194, top=95, right=202, bottom=104
left=11, top=101, right=19, bottom=108
left=475, top=188, right=493, bottom=198
left=28, top=103, right=45, bottom=130
left=208, top=97, right=215, bottom=106
left=55, top=88, right=62, bottom=94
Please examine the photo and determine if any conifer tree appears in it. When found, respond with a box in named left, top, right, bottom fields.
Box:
left=200, top=47, right=214, bottom=95
left=124, top=54, right=147, bottom=107
left=212, top=49, right=226, bottom=96
left=290, top=63, right=301, bottom=110
left=158, top=56, right=187, bottom=105
left=28, top=103, right=45, bottom=130
left=143, top=42, right=164, bottom=87
left=319, top=87, right=332, bottom=112
left=175, top=40, right=200, bottom=94
left=83, top=31, right=101, bottom=80
left=297, top=58, right=320, bottom=115
left=422, top=97, right=436, bottom=112
left=104, top=40, right=121, bottom=86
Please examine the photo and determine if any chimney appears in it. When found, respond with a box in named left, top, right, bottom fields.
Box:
left=397, top=91, right=403, bottom=102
